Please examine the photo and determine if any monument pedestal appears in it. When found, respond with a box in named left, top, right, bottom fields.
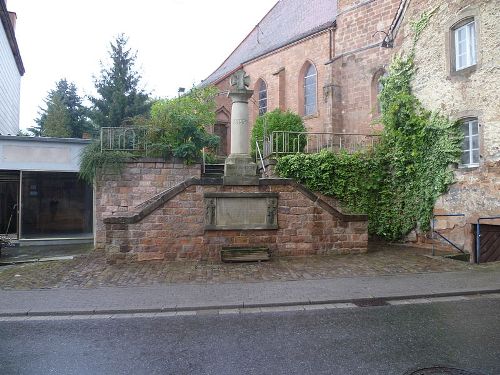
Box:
left=223, top=70, right=259, bottom=185
left=223, top=154, right=259, bottom=185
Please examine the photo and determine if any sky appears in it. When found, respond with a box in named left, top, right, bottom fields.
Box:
left=8, top=0, right=278, bottom=130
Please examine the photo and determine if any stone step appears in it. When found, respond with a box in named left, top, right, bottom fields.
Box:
left=221, top=246, right=271, bottom=263
left=202, top=164, right=225, bottom=176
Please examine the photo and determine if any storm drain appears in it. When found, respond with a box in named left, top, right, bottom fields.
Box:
left=404, top=366, right=485, bottom=375
left=353, top=298, right=388, bottom=307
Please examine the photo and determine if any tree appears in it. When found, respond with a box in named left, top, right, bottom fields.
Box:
left=43, top=93, right=71, bottom=138
left=89, top=34, right=150, bottom=128
left=31, top=79, right=90, bottom=137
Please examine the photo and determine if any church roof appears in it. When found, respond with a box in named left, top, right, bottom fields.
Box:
left=202, top=0, right=337, bottom=86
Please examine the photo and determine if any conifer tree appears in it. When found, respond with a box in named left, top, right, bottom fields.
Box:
left=42, top=94, right=72, bottom=138
left=89, top=34, right=150, bottom=128
left=32, top=79, right=90, bottom=137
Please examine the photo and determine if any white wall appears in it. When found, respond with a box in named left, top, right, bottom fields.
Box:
left=0, top=20, right=21, bottom=135
left=0, top=136, right=90, bottom=172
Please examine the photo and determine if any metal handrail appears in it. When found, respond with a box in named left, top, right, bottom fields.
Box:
left=255, top=140, right=266, bottom=174
left=202, top=148, right=206, bottom=174
left=431, top=214, right=465, bottom=256
left=263, top=131, right=380, bottom=158
left=100, top=127, right=149, bottom=154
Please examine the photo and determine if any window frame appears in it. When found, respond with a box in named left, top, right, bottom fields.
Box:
left=454, top=19, right=477, bottom=71
left=303, top=63, right=317, bottom=117
left=371, top=68, right=386, bottom=116
left=449, top=16, right=478, bottom=76
left=460, top=117, right=480, bottom=168
left=257, top=79, right=267, bottom=116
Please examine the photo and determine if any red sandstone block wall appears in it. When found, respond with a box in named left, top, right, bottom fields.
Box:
left=214, top=31, right=334, bottom=154
left=333, top=0, right=401, bottom=134
left=212, top=0, right=402, bottom=146
left=244, top=31, right=333, bottom=135
left=104, top=183, right=368, bottom=262
left=95, top=159, right=201, bottom=248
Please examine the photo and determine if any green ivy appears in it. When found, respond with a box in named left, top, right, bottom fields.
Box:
left=79, top=142, right=134, bottom=184
left=277, top=10, right=463, bottom=241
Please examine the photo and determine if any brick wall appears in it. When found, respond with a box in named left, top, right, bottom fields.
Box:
left=244, top=31, right=333, bottom=135
left=212, top=0, right=402, bottom=145
left=214, top=31, right=334, bottom=153
left=332, top=0, right=401, bottom=134
left=103, top=180, right=368, bottom=262
left=0, top=21, right=21, bottom=135
left=95, top=159, right=201, bottom=248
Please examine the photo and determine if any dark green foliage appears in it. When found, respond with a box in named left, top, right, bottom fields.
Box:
left=277, top=11, right=462, bottom=241
left=80, top=86, right=220, bottom=181
left=148, top=113, right=219, bottom=163
left=250, top=109, right=306, bottom=157
left=277, top=150, right=376, bottom=215
left=31, top=79, right=90, bottom=137
left=42, top=93, right=71, bottom=138
left=89, top=34, right=150, bottom=128
left=147, top=86, right=219, bottom=163
left=79, top=142, right=134, bottom=184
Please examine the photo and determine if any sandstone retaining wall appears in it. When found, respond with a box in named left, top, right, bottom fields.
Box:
left=102, top=178, right=368, bottom=262
left=95, top=158, right=201, bottom=248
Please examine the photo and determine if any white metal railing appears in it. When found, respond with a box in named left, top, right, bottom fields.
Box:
left=255, top=140, right=266, bottom=174
left=262, top=131, right=380, bottom=158
left=100, top=127, right=150, bottom=153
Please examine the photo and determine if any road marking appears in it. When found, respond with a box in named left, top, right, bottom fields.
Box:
left=1, top=293, right=498, bottom=321
left=388, top=293, right=500, bottom=306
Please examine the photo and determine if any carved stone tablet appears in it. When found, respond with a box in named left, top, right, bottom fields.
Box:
left=204, top=193, right=278, bottom=230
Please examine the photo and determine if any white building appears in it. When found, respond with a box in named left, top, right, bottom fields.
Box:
left=0, top=136, right=93, bottom=244
left=0, top=0, right=24, bottom=135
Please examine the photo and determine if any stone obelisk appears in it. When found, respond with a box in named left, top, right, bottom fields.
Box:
left=223, top=69, right=259, bottom=185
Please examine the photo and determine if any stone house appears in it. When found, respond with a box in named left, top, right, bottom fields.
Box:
left=0, top=0, right=24, bottom=135
left=202, top=0, right=500, bottom=260
left=393, top=0, right=500, bottom=260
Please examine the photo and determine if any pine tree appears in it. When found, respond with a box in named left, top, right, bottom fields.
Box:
left=42, top=94, right=71, bottom=138
left=32, top=79, right=90, bottom=137
left=89, top=34, right=150, bottom=128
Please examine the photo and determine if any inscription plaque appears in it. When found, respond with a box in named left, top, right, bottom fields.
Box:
left=204, top=193, right=278, bottom=230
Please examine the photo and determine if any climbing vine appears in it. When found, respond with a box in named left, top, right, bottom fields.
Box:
left=277, top=10, right=463, bottom=241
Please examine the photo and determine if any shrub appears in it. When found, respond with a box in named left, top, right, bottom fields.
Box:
left=250, top=109, right=306, bottom=157
left=147, top=86, right=220, bottom=163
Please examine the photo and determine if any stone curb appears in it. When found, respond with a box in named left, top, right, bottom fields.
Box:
left=2, top=288, right=499, bottom=318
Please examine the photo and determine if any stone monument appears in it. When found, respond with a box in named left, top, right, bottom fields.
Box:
left=223, top=69, right=259, bottom=185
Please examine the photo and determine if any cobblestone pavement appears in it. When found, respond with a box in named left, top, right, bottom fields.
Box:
left=0, top=243, right=497, bottom=290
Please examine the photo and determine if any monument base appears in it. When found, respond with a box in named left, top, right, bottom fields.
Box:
left=223, top=154, right=259, bottom=185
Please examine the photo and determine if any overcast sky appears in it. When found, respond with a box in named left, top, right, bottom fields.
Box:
left=8, top=0, right=277, bottom=130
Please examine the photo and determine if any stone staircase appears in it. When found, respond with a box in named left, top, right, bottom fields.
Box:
left=202, top=163, right=225, bottom=178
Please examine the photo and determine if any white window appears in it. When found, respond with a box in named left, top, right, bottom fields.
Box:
left=304, top=64, right=317, bottom=116
left=461, top=118, right=479, bottom=166
left=258, top=80, right=267, bottom=116
left=454, top=20, right=477, bottom=71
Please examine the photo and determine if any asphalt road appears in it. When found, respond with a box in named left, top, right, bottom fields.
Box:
left=1, top=298, right=499, bottom=375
